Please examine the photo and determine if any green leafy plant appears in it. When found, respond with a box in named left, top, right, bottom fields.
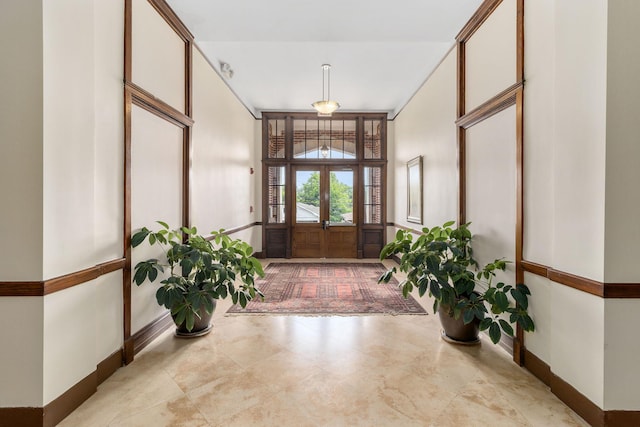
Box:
left=379, top=221, right=534, bottom=344
left=132, top=221, right=264, bottom=332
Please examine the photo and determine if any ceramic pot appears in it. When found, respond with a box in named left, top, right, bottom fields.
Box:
left=172, top=298, right=216, bottom=338
left=437, top=301, right=480, bottom=344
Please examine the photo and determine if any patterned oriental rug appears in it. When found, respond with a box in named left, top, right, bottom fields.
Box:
left=227, top=262, right=427, bottom=315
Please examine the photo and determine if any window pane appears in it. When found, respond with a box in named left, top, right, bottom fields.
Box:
left=364, top=166, right=382, bottom=224
left=267, top=166, right=286, bottom=223
left=293, top=119, right=320, bottom=159
left=295, top=170, right=320, bottom=223
left=267, top=119, right=285, bottom=158
left=364, top=119, right=382, bottom=159
left=330, top=170, right=354, bottom=224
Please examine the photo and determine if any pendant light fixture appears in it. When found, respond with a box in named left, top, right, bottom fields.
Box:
left=312, top=64, right=340, bottom=117
left=320, top=120, right=330, bottom=158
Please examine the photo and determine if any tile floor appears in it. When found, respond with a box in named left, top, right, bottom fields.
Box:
left=59, top=260, right=588, bottom=427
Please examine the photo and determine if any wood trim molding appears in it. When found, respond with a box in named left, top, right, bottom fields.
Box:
left=204, top=222, right=263, bottom=241
left=0, top=408, right=43, bottom=427
left=605, top=411, right=640, bottom=426
left=44, top=371, right=97, bottom=427
left=147, top=0, right=194, bottom=42
left=550, top=371, right=604, bottom=427
left=548, top=268, right=604, bottom=297
left=126, top=81, right=194, bottom=128
left=0, top=258, right=125, bottom=297
left=521, top=259, right=549, bottom=277
left=456, top=0, right=503, bottom=42
left=132, top=312, right=174, bottom=355
left=523, top=348, right=551, bottom=387
left=0, top=281, right=43, bottom=297
left=522, top=259, right=640, bottom=298
left=456, top=82, right=523, bottom=129
left=97, top=349, right=124, bottom=386
left=388, top=223, right=423, bottom=235
left=44, top=258, right=126, bottom=295
left=524, top=349, right=640, bottom=426
left=0, top=349, right=126, bottom=427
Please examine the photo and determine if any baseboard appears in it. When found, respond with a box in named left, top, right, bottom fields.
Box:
left=550, top=371, right=604, bottom=426
left=44, top=371, right=97, bottom=427
left=524, top=348, right=640, bottom=426
left=0, top=407, right=43, bottom=427
left=0, top=348, right=125, bottom=427
left=605, top=411, right=640, bottom=426
left=523, top=348, right=551, bottom=386
left=132, top=311, right=174, bottom=355
left=97, top=349, right=123, bottom=385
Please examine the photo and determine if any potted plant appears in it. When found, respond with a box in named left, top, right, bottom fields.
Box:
left=131, top=221, right=264, bottom=337
left=379, top=221, right=534, bottom=344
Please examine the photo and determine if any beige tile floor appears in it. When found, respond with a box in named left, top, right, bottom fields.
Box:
left=59, top=260, right=588, bottom=427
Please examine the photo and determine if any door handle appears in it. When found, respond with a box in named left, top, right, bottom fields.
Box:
left=322, top=220, right=329, bottom=230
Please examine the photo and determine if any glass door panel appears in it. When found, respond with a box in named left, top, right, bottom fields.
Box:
left=329, top=169, right=354, bottom=225
left=295, top=170, right=321, bottom=223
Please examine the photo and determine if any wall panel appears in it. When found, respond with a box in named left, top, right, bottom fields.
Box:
left=131, top=0, right=185, bottom=112
left=465, top=106, right=516, bottom=286
left=42, top=0, right=96, bottom=279
left=43, top=282, right=97, bottom=404
left=130, top=105, right=183, bottom=334
left=0, top=0, right=43, bottom=281
left=523, top=0, right=555, bottom=267
left=0, top=297, right=43, bottom=406
left=465, top=0, right=517, bottom=111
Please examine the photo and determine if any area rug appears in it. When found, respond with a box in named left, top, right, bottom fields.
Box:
left=226, top=262, right=427, bottom=315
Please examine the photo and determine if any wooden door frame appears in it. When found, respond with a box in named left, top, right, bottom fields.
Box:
left=261, top=112, right=387, bottom=259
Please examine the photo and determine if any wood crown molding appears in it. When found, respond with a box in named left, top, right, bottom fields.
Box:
left=522, top=259, right=640, bottom=298
left=456, top=0, right=504, bottom=42
left=0, top=258, right=125, bottom=297
left=125, top=81, right=194, bottom=128
left=147, top=0, right=194, bottom=42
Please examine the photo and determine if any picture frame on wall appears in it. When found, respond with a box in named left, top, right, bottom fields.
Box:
left=407, top=155, right=423, bottom=224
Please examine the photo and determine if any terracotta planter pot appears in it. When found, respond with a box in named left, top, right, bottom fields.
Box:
left=437, top=302, right=480, bottom=344
left=172, top=298, right=216, bottom=338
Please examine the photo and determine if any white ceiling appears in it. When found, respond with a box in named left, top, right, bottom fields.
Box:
left=166, top=0, right=483, bottom=118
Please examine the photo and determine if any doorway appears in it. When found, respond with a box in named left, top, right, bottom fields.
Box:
left=292, top=165, right=357, bottom=258
left=261, top=112, right=387, bottom=259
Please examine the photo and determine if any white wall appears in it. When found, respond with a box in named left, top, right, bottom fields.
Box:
left=604, top=0, right=640, bottom=282
left=0, top=0, right=44, bottom=281
left=0, top=297, right=44, bottom=406
left=465, top=0, right=516, bottom=111
left=552, top=0, right=607, bottom=282
left=392, top=48, right=458, bottom=229
left=0, top=1, right=45, bottom=407
left=602, top=0, right=640, bottom=410
left=94, top=0, right=125, bottom=262
left=40, top=0, right=126, bottom=406
left=191, top=49, right=261, bottom=250
left=465, top=106, right=516, bottom=287
left=131, top=0, right=185, bottom=112
left=130, top=105, right=183, bottom=334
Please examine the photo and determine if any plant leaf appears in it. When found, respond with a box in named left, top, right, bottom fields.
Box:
left=499, top=319, right=514, bottom=336
left=489, top=322, right=501, bottom=344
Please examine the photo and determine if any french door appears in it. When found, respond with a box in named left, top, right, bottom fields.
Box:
left=292, top=165, right=357, bottom=258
